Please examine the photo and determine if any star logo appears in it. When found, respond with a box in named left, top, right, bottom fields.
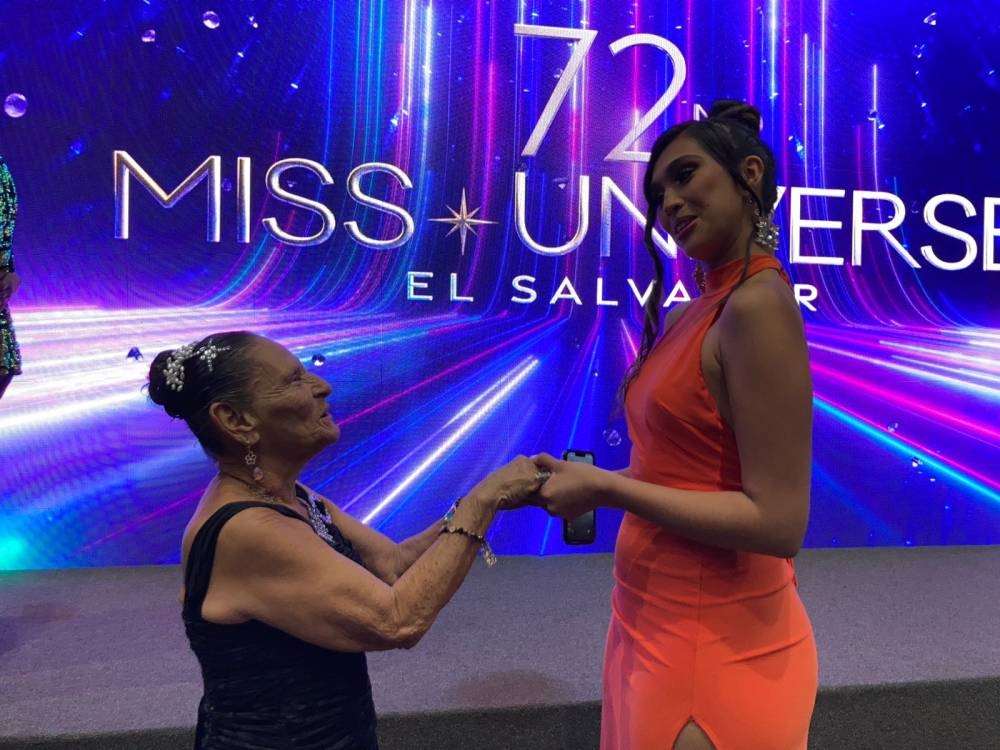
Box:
left=429, top=189, right=497, bottom=255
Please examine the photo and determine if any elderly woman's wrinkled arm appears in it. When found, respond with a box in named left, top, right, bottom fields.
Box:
left=300, top=485, right=448, bottom=585
left=221, top=456, right=543, bottom=652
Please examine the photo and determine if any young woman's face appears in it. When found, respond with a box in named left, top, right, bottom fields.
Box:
left=648, top=134, right=755, bottom=265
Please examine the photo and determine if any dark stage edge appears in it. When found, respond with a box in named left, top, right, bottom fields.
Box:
left=2, top=548, right=1000, bottom=749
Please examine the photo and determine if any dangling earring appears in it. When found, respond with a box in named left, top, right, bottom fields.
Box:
left=244, top=441, right=265, bottom=483
left=752, top=204, right=780, bottom=252
left=692, top=262, right=706, bottom=294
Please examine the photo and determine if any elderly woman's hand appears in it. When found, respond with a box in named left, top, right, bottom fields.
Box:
left=470, top=455, right=550, bottom=511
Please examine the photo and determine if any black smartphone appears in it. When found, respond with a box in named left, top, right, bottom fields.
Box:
left=562, top=449, right=597, bottom=545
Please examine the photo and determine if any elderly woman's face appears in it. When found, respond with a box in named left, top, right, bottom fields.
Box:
left=247, top=337, right=339, bottom=458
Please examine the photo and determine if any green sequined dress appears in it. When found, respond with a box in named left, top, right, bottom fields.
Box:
left=0, top=155, right=21, bottom=378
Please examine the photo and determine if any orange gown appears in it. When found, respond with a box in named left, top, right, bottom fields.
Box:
left=602, top=254, right=818, bottom=749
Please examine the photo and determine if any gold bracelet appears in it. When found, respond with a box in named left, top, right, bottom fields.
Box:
left=440, top=524, right=497, bottom=567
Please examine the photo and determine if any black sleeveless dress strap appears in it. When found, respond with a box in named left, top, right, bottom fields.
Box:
left=183, top=500, right=378, bottom=750
left=183, top=501, right=308, bottom=618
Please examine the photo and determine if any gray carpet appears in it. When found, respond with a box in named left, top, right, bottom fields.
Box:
left=2, top=548, right=1000, bottom=748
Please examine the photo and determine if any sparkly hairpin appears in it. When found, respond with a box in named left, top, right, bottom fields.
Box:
left=164, top=344, right=196, bottom=392
left=163, top=340, right=230, bottom=392
left=198, top=342, right=227, bottom=373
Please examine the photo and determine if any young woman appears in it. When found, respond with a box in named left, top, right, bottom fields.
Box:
left=535, top=100, right=818, bottom=750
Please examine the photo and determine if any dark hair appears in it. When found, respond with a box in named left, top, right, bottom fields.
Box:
left=147, top=331, right=260, bottom=458
left=619, top=100, right=778, bottom=401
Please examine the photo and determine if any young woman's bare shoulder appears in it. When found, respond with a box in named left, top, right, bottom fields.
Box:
left=724, top=269, right=799, bottom=325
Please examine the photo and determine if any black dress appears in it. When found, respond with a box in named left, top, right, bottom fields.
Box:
left=183, top=492, right=379, bottom=749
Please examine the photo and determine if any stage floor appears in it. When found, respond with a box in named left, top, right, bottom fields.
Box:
left=2, top=547, right=1000, bottom=741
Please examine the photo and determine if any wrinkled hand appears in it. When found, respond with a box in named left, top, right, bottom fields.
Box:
left=0, top=271, right=19, bottom=304
left=475, top=455, right=550, bottom=511
left=532, top=452, right=605, bottom=520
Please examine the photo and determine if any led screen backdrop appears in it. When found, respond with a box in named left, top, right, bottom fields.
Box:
left=0, top=0, right=997, bottom=570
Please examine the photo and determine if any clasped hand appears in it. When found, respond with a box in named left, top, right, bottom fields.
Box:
left=529, top=452, right=604, bottom=520
left=485, top=453, right=604, bottom=519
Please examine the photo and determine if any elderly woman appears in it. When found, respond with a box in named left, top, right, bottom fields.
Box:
left=147, top=331, right=546, bottom=750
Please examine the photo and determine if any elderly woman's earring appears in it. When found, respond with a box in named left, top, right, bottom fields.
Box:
left=244, top=442, right=265, bottom=483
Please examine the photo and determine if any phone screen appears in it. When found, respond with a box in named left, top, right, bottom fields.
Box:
left=562, top=449, right=597, bottom=545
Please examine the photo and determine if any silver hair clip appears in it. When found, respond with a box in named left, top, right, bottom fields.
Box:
left=198, top=342, right=227, bottom=373
left=164, top=344, right=196, bottom=392
left=164, top=340, right=230, bottom=392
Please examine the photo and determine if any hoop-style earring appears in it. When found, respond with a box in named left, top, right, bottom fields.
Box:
left=244, top=442, right=265, bottom=483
